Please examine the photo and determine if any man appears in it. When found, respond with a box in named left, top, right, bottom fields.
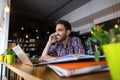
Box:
left=39, top=20, right=84, bottom=62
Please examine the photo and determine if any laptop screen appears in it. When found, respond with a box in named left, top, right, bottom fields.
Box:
left=12, top=45, right=33, bottom=66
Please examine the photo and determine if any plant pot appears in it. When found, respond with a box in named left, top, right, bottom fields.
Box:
left=6, top=54, right=14, bottom=64
left=0, top=55, right=4, bottom=62
left=102, top=42, right=120, bottom=80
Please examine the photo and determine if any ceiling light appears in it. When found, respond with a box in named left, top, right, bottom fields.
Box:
left=114, top=24, right=118, bottom=28
left=36, top=29, right=38, bottom=32
left=21, top=27, right=24, bottom=30
left=91, top=31, right=93, bottom=34
left=5, top=6, right=10, bottom=12
left=36, top=36, right=39, bottom=39
left=47, top=31, right=49, bottom=34
left=25, top=34, right=29, bottom=38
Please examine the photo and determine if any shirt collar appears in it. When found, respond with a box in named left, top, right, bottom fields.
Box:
left=55, top=37, right=72, bottom=47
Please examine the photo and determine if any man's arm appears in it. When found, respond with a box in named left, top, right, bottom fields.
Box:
left=38, top=33, right=57, bottom=62
left=39, top=41, right=57, bottom=62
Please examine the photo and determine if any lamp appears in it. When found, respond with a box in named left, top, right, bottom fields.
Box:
left=5, top=6, right=10, bottom=12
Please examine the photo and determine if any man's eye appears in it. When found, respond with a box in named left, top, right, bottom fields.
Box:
left=59, top=29, right=62, bottom=31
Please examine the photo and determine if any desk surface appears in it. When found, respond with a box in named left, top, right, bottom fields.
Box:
left=3, top=62, right=112, bottom=80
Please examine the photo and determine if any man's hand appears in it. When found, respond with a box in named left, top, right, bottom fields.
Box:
left=74, top=53, right=83, bottom=57
left=38, top=55, right=57, bottom=62
left=48, top=33, right=57, bottom=44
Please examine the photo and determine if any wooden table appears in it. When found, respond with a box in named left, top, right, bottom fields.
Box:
left=0, top=62, right=112, bottom=80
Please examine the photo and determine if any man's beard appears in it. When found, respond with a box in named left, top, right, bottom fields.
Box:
left=59, top=34, right=67, bottom=41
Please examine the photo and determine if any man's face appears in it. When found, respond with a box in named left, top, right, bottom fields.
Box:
left=55, top=24, right=70, bottom=41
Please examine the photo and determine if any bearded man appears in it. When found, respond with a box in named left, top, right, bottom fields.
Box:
left=39, top=20, right=84, bottom=62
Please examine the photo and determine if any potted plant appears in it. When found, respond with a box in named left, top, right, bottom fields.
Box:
left=0, top=54, right=5, bottom=62
left=0, top=50, right=8, bottom=62
left=86, top=24, right=111, bottom=61
left=87, top=24, right=120, bottom=80
left=4, top=48, right=15, bottom=64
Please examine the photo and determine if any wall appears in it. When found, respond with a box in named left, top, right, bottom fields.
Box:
left=61, top=0, right=120, bottom=33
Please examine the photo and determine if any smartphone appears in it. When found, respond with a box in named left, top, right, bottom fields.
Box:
left=53, top=35, right=57, bottom=41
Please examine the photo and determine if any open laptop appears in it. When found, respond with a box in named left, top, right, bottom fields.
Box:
left=12, top=45, right=54, bottom=66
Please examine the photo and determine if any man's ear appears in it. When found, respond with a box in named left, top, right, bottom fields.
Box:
left=67, top=30, right=71, bottom=36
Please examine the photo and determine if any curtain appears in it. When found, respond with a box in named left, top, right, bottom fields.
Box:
left=0, top=0, right=9, bottom=54
left=0, top=0, right=10, bottom=76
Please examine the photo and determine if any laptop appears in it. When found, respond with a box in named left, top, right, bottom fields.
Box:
left=12, top=45, right=53, bottom=66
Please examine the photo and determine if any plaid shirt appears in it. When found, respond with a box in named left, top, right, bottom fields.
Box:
left=48, top=36, right=84, bottom=57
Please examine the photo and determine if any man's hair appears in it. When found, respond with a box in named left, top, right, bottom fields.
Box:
left=55, top=20, right=71, bottom=31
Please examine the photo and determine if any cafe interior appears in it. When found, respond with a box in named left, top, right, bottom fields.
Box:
left=0, top=0, right=120, bottom=80
left=7, top=0, right=120, bottom=57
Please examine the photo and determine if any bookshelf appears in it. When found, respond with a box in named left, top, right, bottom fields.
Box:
left=8, top=39, right=38, bottom=57
left=19, top=42, right=37, bottom=52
